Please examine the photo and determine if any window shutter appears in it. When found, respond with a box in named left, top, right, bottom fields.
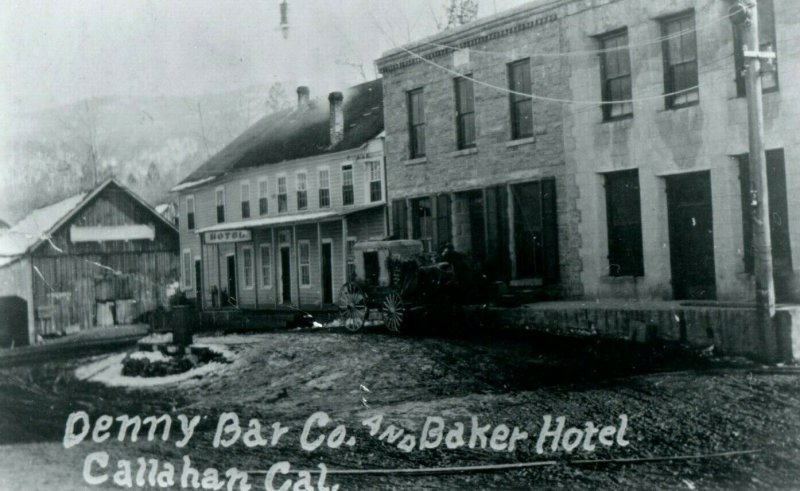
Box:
left=541, top=178, right=560, bottom=283
left=436, top=194, right=451, bottom=247
left=392, top=200, right=408, bottom=239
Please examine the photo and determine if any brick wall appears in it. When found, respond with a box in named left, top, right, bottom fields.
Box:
left=378, top=6, right=584, bottom=297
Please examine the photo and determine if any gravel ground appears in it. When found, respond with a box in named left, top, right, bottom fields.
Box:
left=0, top=329, right=799, bottom=490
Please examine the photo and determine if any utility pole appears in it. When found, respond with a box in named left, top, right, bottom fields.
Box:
left=734, top=0, right=777, bottom=356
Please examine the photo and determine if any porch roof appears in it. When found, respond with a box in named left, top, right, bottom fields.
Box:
left=195, top=202, right=384, bottom=235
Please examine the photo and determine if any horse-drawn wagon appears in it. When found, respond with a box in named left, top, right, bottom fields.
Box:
left=337, top=239, right=486, bottom=332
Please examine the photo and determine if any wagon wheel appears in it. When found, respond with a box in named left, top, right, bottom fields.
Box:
left=338, top=282, right=368, bottom=332
left=381, top=290, right=406, bottom=333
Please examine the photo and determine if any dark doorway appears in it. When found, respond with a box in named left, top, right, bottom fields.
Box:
left=194, top=259, right=203, bottom=310
left=512, top=179, right=559, bottom=283
left=321, top=242, right=333, bottom=304
left=226, top=254, right=237, bottom=307
left=666, top=171, right=716, bottom=300
left=739, top=149, right=794, bottom=302
left=767, top=150, right=794, bottom=302
left=280, top=246, right=292, bottom=304
left=0, top=296, right=28, bottom=348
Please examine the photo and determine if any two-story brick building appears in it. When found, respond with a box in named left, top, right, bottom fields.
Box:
left=377, top=0, right=800, bottom=304
left=172, top=79, right=387, bottom=310
left=376, top=6, right=583, bottom=298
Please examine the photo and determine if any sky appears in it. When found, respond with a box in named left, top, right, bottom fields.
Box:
left=0, top=0, right=532, bottom=115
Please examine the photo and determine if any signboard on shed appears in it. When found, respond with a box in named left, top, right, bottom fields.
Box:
left=205, top=230, right=251, bottom=244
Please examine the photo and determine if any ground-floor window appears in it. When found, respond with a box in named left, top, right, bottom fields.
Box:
left=242, top=246, right=254, bottom=289
left=259, top=244, right=272, bottom=288
left=299, top=241, right=311, bottom=286
left=604, top=169, right=644, bottom=277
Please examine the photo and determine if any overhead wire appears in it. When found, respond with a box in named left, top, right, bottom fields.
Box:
left=414, top=8, right=740, bottom=58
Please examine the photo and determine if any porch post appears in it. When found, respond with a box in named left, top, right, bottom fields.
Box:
left=316, top=221, right=323, bottom=305
left=271, top=228, right=278, bottom=308
left=216, top=244, right=222, bottom=305
left=293, top=225, right=300, bottom=308
left=199, top=232, right=205, bottom=311
left=253, top=231, right=260, bottom=310
left=342, top=217, right=348, bottom=282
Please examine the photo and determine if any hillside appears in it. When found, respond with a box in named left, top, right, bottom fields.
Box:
left=0, top=83, right=293, bottom=224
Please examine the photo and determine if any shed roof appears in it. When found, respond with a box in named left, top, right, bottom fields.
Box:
left=0, top=179, right=177, bottom=266
left=174, top=78, right=384, bottom=191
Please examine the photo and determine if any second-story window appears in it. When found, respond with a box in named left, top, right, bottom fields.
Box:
left=318, top=168, right=330, bottom=208
left=733, top=0, right=777, bottom=96
left=342, top=165, right=354, bottom=206
left=599, top=29, right=633, bottom=120
left=185, top=195, right=195, bottom=230
left=407, top=88, right=425, bottom=158
left=455, top=76, right=476, bottom=149
left=215, top=186, right=225, bottom=223
left=277, top=176, right=288, bottom=213
left=662, top=11, right=699, bottom=109
left=367, top=160, right=382, bottom=202
left=240, top=181, right=251, bottom=219
left=296, top=172, right=308, bottom=210
left=258, top=178, right=268, bottom=215
left=508, top=58, right=533, bottom=140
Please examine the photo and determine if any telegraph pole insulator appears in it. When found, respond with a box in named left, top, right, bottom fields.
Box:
left=279, top=1, right=290, bottom=39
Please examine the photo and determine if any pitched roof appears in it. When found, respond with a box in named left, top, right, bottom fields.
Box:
left=176, top=78, right=384, bottom=189
left=0, top=178, right=177, bottom=264
left=0, top=192, right=89, bottom=257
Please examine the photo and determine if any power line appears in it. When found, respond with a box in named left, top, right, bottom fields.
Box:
left=417, top=8, right=739, bottom=59
left=398, top=42, right=707, bottom=105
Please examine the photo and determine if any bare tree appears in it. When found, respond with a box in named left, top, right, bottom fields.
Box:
left=265, top=82, right=292, bottom=114
left=432, top=0, right=480, bottom=31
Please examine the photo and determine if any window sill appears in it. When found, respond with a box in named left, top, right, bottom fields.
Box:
left=600, top=275, right=644, bottom=283
left=300, top=285, right=312, bottom=289
left=506, top=137, right=535, bottom=148
left=404, top=156, right=428, bottom=165
left=601, top=114, right=633, bottom=124
left=665, top=100, right=699, bottom=111
left=449, top=147, right=478, bottom=158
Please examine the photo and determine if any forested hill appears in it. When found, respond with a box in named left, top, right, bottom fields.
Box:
left=0, top=82, right=292, bottom=225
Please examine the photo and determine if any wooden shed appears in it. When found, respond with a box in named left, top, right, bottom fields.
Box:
left=0, top=179, right=179, bottom=345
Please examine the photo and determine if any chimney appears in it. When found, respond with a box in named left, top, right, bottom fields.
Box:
left=328, top=91, right=344, bottom=146
left=296, top=86, right=310, bottom=109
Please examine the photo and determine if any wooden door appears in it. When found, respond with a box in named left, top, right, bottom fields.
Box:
left=280, top=246, right=291, bottom=304
left=194, top=259, right=203, bottom=310
left=321, top=242, right=333, bottom=304
left=666, top=171, right=716, bottom=300
left=226, top=255, right=237, bottom=307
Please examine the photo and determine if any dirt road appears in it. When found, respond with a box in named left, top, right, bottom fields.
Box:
left=0, top=329, right=798, bottom=490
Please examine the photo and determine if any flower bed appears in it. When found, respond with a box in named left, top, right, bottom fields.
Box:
left=121, top=347, right=230, bottom=378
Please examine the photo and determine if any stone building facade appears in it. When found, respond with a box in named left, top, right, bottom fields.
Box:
left=563, top=0, right=800, bottom=302
left=378, top=0, right=800, bottom=303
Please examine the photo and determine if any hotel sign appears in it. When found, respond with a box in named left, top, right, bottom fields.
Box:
left=205, top=229, right=251, bottom=244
